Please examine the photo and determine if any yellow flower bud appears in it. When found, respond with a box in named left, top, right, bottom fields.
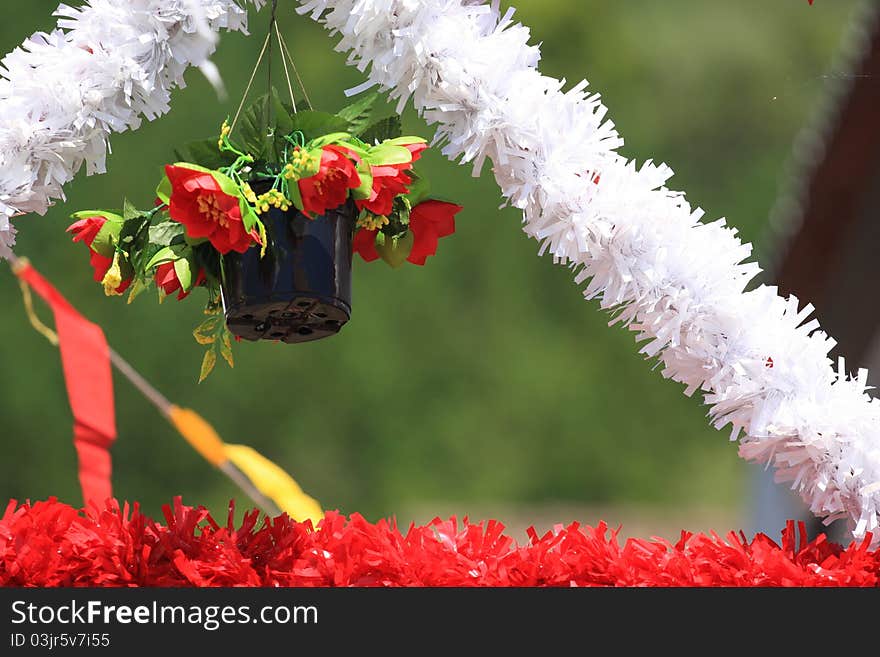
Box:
left=101, top=252, right=124, bottom=297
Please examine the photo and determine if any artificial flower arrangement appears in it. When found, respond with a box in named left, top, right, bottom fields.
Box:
left=67, top=92, right=463, bottom=380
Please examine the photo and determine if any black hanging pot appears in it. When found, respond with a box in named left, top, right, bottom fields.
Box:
left=221, top=181, right=356, bottom=343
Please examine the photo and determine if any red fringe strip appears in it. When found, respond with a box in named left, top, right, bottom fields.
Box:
left=1, top=498, right=878, bottom=587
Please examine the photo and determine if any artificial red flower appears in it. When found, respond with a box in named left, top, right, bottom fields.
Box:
left=67, top=215, right=131, bottom=294
left=298, top=145, right=362, bottom=217
left=407, top=200, right=462, bottom=265
left=154, top=262, right=206, bottom=301
left=352, top=227, right=380, bottom=262
left=165, top=164, right=257, bottom=255
left=356, top=141, right=427, bottom=216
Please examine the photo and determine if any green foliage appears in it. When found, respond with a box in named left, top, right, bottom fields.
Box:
left=375, top=230, right=413, bottom=269
left=359, top=116, right=403, bottom=145
left=235, top=89, right=348, bottom=161
left=175, top=139, right=237, bottom=171
left=221, top=89, right=404, bottom=165
left=405, top=172, right=431, bottom=206
left=337, top=93, right=401, bottom=140
left=194, top=305, right=235, bottom=382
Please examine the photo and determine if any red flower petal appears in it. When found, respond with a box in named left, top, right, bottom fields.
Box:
left=88, top=251, right=113, bottom=283
left=355, top=142, right=424, bottom=216
left=298, top=147, right=361, bottom=217
left=155, top=262, right=181, bottom=297
left=405, top=141, right=428, bottom=163
left=68, top=215, right=117, bottom=282
left=115, top=278, right=132, bottom=295
left=165, top=165, right=253, bottom=255
left=356, top=187, right=398, bottom=217
left=155, top=265, right=206, bottom=301
left=67, top=216, right=106, bottom=247
left=353, top=228, right=380, bottom=262
left=407, top=201, right=462, bottom=265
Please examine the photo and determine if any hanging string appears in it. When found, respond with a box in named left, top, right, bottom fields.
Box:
left=263, top=0, right=277, bottom=133
left=275, top=21, right=297, bottom=113
left=276, top=27, right=314, bottom=111
left=228, top=1, right=315, bottom=136
left=229, top=29, right=272, bottom=134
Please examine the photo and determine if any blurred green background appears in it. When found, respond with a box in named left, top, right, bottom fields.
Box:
left=0, top=0, right=861, bottom=532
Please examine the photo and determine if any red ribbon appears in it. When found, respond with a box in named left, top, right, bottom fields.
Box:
left=16, top=263, right=116, bottom=507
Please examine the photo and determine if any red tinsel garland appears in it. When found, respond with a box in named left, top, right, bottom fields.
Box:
left=1, top=498, right=878, bottom=587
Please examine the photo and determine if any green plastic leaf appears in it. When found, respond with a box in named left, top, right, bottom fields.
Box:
left=335, top=140, right=370, bottom=157
left=174, top=138, right=237, bottom=171
left=359, top=116, right=403, bottom=145
left=375, top=230, right=414, bottom=269
left=219, top=329, right=234, bottom=368
left=71, top=210, right=124, bottom=223
left=155, top=175, right=172, bottom=205
left=118, top=252, right=135, bottom=283
left=405, top=171, right=431, bottom=206
left=289, top=111, right=350, bottom=141
left=366, top=143, right=413, bottom=166
left=148, top=221, right=185, bottom=247
left=173, top=257, right=193, bottom=291
left=123, top=199, right=141, bottom=221
left=238, top=197, right=261, bottom=233
left=193, top=314, right=222, bottom=345
left=237, top=96, right=273, bottom=159
left=383, top=136, right=427, bottom=147
left=90, top=217, right=124, bottom=258
left=126, top=278, right=148, bottom=305
left=119, top=210, right=148, bottom=244
left=184, top=234, right=210, bottom=248
left=392, top=195, right=413, bottom=229
left=307, top=132, right=353, bottom=149
left=271, top=91, right=295, bottom=140
left=351, top=162, right=374, bottom=200
left=335, top=93, right=378, bottom=131
left=124, top=218, right=156, bottom=280
left=287, top=179, right=304, bottom=212
left=144, top=245, right=184, bottom=271
left=337, top=93, right=402, bottom=140
left=237, top=90, right=297, bottom=161
left=279, top=98, right=308, bottom=117
left=199, top=348, right=217, bottom=383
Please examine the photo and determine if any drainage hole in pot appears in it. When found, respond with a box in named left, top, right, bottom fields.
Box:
left=296, top=301, right=311, bottom=308
left=297, top=327, right=314, bottom=336
left=255, top=322, right=268, bottom=332
left=315, top=312, right=328, bottom=318
left=270, top=331, right=286, bottom=339
left=324, top=319, right=339, bottom=327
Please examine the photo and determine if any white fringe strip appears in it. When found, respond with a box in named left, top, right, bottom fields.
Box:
left=0, top=0, right=252, bottom=256
left=295, top=0, right=880, bottom=542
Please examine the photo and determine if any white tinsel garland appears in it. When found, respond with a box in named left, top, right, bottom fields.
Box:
left=0, top=0, right=254, bottom=257
left=295, top=0, right=880, bottom=542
